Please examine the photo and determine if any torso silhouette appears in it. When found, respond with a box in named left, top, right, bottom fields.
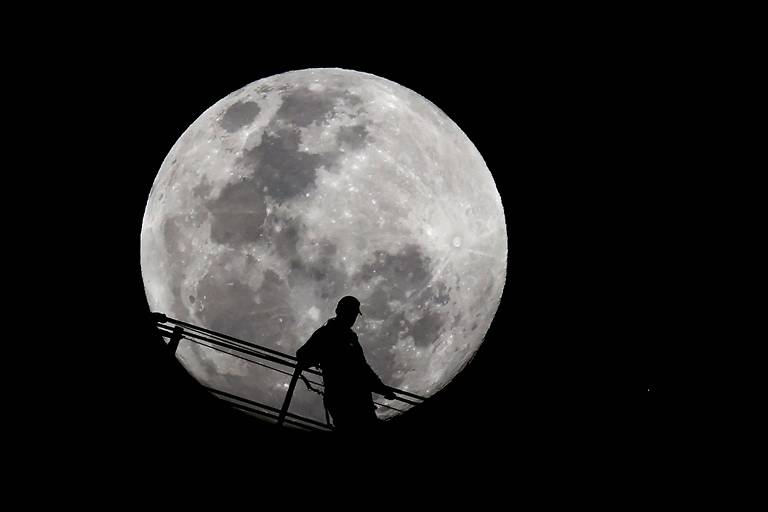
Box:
left=296, top=317, right=387, bottom=429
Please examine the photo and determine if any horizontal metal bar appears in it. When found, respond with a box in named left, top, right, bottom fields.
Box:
left=215, top=394, right=319, bottom=430
left=160, top=329, right=328, bottom=392
left=159, top=326, right=312, bottom=374
left=384, top=386, right=427, bottom=402
left=157, top=323, right=296, bottom=367
left=159, top=315, right=299, bottom=362
left=188, top=332, right=296, bottom=369
left=156, top=323, right=325, bottom=378
left=206, top=387, right=332, bottom=431
left=224, top=401, right=323, bottom=432
left=373, top=401, right=405, bottom=413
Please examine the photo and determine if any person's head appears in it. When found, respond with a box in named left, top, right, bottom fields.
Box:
left=335, top=295, right=362, bottom=327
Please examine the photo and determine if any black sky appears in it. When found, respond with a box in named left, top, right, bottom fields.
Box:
left=55, top=23, right=717, bottom=473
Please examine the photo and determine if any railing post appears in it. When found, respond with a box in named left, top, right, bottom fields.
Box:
left=167, top=326, right=184, bottom=354
left=277, top=366, right=302, bottom=427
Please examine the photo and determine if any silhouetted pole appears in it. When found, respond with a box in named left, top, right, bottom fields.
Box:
left=277, top=366, right=302, bottom=427
left=168, top=326, right=184, bottom=354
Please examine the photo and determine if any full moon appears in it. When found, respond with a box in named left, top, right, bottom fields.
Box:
left=140, top=68, right=507, bottom=424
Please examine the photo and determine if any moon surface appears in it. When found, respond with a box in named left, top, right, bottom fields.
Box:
left=140, top=68, right=507, bottom=424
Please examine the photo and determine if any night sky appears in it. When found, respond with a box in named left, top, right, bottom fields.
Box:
left=65, top=28, right=702, bottom=470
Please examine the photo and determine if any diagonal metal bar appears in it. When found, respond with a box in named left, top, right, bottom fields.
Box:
left=207, top=387, right=332, bottom=431
left=153, top=312, right=427, bottom=426
left=160, top=315, right=300, bottom=361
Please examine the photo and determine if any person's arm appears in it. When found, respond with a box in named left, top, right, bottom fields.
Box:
left=296, top=327, right=324, bottom=369
left=353, top=338, right=396, bottom=399
left=366, top=364, right=396, bottom=400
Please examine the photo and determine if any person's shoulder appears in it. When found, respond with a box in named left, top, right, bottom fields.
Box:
left=314, top=318, right=336, bottom=334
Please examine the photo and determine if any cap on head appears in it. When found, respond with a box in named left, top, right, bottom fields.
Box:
left=336, top=295, right=363, bottom=317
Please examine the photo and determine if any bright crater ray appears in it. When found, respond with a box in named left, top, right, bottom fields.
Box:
left=140, top=68, right=507, bottom=423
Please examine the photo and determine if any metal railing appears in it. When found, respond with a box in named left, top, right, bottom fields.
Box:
left=151, top=312, right=426, bottom=432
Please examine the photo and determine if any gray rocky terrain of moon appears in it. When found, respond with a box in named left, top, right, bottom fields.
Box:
left=140, top=69, right=507, bottom=424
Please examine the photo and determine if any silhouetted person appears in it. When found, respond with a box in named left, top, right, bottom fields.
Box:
left=296, top=296, right=396, bottom=432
